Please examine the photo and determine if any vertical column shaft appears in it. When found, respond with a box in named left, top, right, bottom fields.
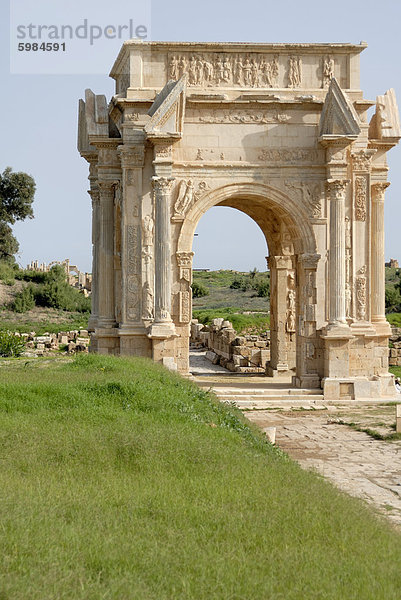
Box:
left=97, top=181, right=116, bottom=328
left=328, top=180, right=349, bottom=326
left=152, top=177, right=174, bottom=323
left=88, top=189, right=100, bottom=329
left=371, top=182, right=390, bottom=323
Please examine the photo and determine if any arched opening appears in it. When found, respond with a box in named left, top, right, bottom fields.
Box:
left=177, top=182, right=319, bottom=386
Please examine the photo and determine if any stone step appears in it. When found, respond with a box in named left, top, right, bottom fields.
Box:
left=217, top=396, right=325, bottom=408
left=200, top=387, right=322, bottom=396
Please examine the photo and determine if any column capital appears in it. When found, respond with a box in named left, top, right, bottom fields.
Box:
left=88, top=188, right=100, bottom=206
left=327, top=179, right=350, bottom=199
left=351, top=149, right=376, bottom=171
left=152, top=176, right=175, bottom=194
left=176, top=251, right=194, bottom=267
left=371, top=181, right=390, bottom=201
left=298, top=253, right=321, bottom=269
left=267, top=255, right=293, bottom=270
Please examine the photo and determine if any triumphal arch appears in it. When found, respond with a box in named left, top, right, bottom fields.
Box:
left=78, top=41, right=400, bottom=400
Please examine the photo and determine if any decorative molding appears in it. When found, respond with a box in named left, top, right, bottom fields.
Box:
left=179, top=290, right=191, bottom=323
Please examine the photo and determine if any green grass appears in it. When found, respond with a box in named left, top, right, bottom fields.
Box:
left=0, top=355, right=401, bottom=598
left=0, top=313, right=89, bottom=334
left=193, top=307, right=270, bottom=333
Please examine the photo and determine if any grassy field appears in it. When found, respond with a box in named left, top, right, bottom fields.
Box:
left=0, top=354, right=401, bottom=599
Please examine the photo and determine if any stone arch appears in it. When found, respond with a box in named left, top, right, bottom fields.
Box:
left=177, top=182, right=317, bottom=257
left=176, top=181, right=319, bottom=384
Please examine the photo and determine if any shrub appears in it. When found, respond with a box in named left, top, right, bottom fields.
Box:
left=230, top=277, right=243, bottom=289
left=0, top=259, right=18, bottom=284
left=192, top=281, right=209, bottom=298
left=255, top=278, right=270, bottom=298
left=12, top=286, right=35, bottom=313
left=0, top=331, right=25, bottom=357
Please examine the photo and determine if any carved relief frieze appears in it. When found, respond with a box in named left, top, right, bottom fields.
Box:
left=259, top=148, right=319, bottom=163
left=194, top=109, right=290, bottom=124
left=354, top=175, right=367, bottom=221
left=169, top=53, right=281, bottom=88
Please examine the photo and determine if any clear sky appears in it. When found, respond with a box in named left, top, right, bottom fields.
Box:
left=1, top=0, right=400, bottom=272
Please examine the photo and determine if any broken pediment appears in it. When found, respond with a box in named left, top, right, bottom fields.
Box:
left=145, top=75, right=187, bottom=139
left=369, top=88, right=401, bottom=142
left=77, top=89, right=120, bottom=154
left=319, top=78, right=361, bottom=137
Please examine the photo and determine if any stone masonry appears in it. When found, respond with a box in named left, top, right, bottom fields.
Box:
left=78, top=41, right=401, bottom=401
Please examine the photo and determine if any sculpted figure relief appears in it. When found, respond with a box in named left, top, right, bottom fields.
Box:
left=174, top=180, right=194, bottom=216
left=322, top=55, right=334, bottom=87
left=168, top=53, right=291, bottom=88
left=288, top=56, right=302, bottom=88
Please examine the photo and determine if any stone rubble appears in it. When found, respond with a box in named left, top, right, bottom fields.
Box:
left=17, top=330, right=91, bottom=356
left=191, top=318, right=270, bottom=373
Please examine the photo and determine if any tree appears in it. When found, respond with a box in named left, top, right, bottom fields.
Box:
left=0, top=167, right=35, bottom=261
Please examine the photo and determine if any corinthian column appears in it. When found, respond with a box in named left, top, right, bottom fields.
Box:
left=88, top=188, right=100, bottom=331
left=327, top=179, right=349, bottom=329
left=371, top=182, right=390, bottom=327
left=152, top=176, right=175, bottom=326
left=97, top=181, right=116, bottom=328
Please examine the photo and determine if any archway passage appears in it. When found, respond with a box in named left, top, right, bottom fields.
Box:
left=78, top=40, right=400, bottom=401
left=178, top=182, right=318, bottom=386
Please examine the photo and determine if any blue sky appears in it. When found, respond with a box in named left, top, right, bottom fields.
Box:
left=1, top=0, right=400, bottom=272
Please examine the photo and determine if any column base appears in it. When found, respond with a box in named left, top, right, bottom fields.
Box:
left=266, top=362, right=290, bottom=377
left=322, top=375, right=396, bottom=402
left=148, top=321, right=177, bottom=339
left=293, top=374, right=321, bottom=389
left=322, top=322, right=353, bottom=339
left=371, top=319, right=392, bottom=336
left=97, top=318, right=117, bottom=329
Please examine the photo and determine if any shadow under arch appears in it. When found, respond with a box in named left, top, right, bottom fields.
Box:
left=177, top=182, right=317, bottom=256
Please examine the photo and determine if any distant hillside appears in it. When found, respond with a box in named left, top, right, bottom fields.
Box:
left=192, top=270, right=270, bottom=312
